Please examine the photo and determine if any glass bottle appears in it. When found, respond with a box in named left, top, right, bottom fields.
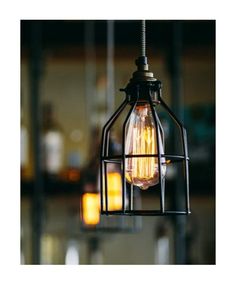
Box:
left=41, top=102, right=64, bottom=179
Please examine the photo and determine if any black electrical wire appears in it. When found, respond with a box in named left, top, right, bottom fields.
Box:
left=141, top=20, right=146, bottom=57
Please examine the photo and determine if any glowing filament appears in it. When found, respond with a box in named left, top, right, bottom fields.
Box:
left=125, top=105, right=166, bottom=190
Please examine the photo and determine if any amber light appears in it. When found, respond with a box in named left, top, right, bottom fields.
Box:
left=125, top=104, right=166, bottom=190
left=82, top=193, right=100, bottom=225
left=67, top=168, right=80, bottom=182
left=105, top=172, right=122, bottom=210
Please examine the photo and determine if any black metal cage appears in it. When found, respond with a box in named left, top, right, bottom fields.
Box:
left=100, top=76, right=190, bottom=216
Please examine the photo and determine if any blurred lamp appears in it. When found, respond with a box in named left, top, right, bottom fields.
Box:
left=105, top=165, right=122, bottom=211
left=81, top=192, right=100, bottom=226
left=81, top=166, right=122, bottom=227
left=81, top=169, right=123, bottom=226
left=100, top=20, right=190, bottom=216
left=81, top=168, right=141, bottom=232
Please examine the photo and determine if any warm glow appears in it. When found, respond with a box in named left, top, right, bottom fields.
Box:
left=82, top=193, right=100, bottom=225
left=67, top=168, right=80, bottom=182
left=125, top=105, right=166, bottom=190
left=106, top=172, right=122, bottom=210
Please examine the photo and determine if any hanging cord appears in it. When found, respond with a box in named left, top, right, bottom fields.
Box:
left=141, top=20, right=146, bottom=57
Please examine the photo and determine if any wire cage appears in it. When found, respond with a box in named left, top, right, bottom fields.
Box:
left=100, top=77, right=190, bottom=216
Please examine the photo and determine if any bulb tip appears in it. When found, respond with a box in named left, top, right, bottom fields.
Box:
left=140, top=185, right=149, bottom=190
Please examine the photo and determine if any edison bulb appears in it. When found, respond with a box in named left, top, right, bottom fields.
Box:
left=125, top=104, right=166, bottom=190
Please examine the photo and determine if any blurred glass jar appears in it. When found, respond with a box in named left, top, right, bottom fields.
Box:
left=41, top=102, right=64, bottom=179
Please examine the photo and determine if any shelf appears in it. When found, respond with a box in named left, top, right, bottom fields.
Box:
left=21, top=179, right=82, bottom=197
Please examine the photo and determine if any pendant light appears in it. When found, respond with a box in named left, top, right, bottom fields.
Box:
left=100, top=20, right=190, bottom=216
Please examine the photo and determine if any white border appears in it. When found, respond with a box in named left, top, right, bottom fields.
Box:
left=1, top=0, right=235, bottom=283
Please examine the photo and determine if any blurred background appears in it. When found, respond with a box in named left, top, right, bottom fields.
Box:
left=20, top=20, right=215, bottom=265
